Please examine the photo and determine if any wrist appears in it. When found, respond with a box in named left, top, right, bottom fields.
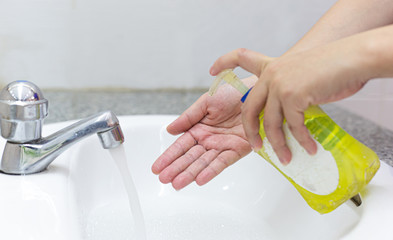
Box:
left=328, top=25, right=393, bottom=83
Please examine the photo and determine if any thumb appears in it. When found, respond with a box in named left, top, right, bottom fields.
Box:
left=210, top=48, right=272, bottom=76
left=167, top=94, right=208, bottom=135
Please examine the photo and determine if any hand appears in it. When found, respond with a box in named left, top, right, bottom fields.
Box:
left=151, top=76, right=256, bottom=190
left=210, top=43, right=371, bottom=164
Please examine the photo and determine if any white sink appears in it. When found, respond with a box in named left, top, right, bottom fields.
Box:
left=0, top=115, right=392, bottom=240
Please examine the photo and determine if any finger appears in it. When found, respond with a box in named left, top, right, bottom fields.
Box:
left=241, top=80, right=268, bottom=151
left=171, top=150, right=219, bottom=190
left=263, top=97, right=292, bottom=165
left=158, top=145, right=206, bottom=184
left=210, top=48, right=270, bottom=76
left=151, top=132, right=196, bottom=174
left=282, top=106, right=317, bottom=155
left=195, top=150, right=241, bottom=186
left=167, top=94, right=208, bottom=135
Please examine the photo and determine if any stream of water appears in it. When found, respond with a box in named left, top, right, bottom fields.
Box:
left=109, top=145, right=147, bottom=240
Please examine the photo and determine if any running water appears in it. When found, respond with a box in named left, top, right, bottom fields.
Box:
left=109, top=145, right=147, bottom=240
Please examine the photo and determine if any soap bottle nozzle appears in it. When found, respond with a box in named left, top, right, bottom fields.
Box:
left=209, top=69, right=251, bottom=102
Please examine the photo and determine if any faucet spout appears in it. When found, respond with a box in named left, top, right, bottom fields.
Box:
left=0, top=111, right=124, bottom=175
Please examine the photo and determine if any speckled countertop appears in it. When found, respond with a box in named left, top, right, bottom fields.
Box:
left=43, top=89, right=393, bottom=167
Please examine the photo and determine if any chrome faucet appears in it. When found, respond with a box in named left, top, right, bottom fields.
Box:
left=0, top=80, right=124, bottom=175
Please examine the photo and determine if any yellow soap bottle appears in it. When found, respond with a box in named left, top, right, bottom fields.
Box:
left=209, top=70, right=380, bottom=214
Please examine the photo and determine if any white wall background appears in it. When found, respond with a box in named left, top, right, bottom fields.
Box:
left=0, top=0, right=337, bottom=89
left=0, top=0, right=392, bottom=130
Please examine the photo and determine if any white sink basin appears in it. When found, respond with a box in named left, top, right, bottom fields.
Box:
left=0, top=115, right=392, bottom=240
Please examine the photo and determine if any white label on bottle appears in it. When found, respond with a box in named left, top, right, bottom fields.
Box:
left=263, top=123, right=339, bottom=195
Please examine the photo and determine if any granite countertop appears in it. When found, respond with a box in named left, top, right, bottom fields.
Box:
left=44, top=89, right=393, bottom=167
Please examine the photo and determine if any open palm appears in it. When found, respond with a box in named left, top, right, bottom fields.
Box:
left=151, top=77, right=256, bottom=190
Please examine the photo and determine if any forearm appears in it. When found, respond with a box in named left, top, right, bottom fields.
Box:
left=287, top=0, right=393, bottom=54
left=360, top=24, right=393, bottom=79
left=322, top=24, right=393, bottom=81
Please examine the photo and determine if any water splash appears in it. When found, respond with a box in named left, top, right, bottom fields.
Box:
left=109, top=145, right=147, bottom=240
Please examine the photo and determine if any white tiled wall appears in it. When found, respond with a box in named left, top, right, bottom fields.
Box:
left=335, top=78, right=393, bottom=131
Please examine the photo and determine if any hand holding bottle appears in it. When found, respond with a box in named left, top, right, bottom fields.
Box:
left=209, top=30, right=387, bottom=164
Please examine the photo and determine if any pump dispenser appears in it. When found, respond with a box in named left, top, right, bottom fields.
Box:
left=210, top=69, right=380, bottom=214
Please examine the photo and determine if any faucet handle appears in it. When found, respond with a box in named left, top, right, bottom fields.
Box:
left=0, top=80, right=48, bottom=142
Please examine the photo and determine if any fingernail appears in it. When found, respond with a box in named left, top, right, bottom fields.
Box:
left=279, top=155, right=291, bottom=166
left=307, top=148, right=317, bottom=155
left=251, top=137, right=263, bottom=153
left=252, top=146, right=261, bottom=153
left=210, top=68, right=217, bottom=76
left=306, top=142, right=318, bottom=155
